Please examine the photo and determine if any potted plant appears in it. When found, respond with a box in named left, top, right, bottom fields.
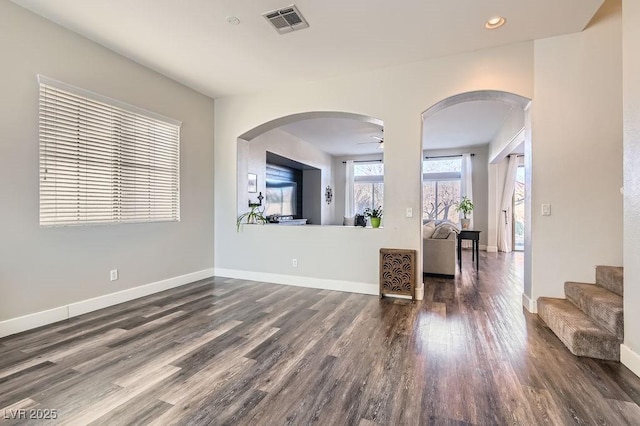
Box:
left=364, top=206, right=383, bottom=228
left=455, top=196, right=474, bottom=229
left=236, top=203, right=267, bottom=231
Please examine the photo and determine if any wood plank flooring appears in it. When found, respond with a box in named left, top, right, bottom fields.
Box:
left=1, top=251, right=640, bottom=424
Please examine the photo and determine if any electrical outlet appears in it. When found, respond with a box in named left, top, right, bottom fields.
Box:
left=110, top=269, right=118, bottom=281
left=406, top=207, right=413, bottom=218
left=292, top=259, right=298, bottom=267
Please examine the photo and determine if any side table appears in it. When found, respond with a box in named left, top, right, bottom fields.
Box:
left=457, top=230, right=481, bottom=271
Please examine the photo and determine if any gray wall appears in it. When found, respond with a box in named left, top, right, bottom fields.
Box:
left=0, top=1, right=215, bottom=321
left=530, top=0, right=622, bottom=300
left=423, top=146, right=490, bottom=247
left=214, top=42, right=533, bottom=284
left=241, top=128, right=335, bottom=224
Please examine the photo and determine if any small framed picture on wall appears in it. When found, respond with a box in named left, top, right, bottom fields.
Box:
left=248, top=173, right=257, bottom=193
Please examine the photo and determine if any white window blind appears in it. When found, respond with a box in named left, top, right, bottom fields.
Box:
left=38, top=76, right=181, bottom=226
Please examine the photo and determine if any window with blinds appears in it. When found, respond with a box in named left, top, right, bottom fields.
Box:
left=38, top=76, right=181, bottom=226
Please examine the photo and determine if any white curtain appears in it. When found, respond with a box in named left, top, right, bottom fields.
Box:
left=345, top=160, right=355, bottom=218
left=460, top=153, right=473, bottom=248
left=497, top=155, right=519, bottom=252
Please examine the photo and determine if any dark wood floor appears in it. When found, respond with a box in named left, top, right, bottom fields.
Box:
left=1, top=251, right=640, bottom=425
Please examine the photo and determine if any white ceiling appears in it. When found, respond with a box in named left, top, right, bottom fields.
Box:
left=279, top=118, right=384, bottom=157
left=423, top=101, right=514, bottom=150
left=13, top=0, right=604, bottom=98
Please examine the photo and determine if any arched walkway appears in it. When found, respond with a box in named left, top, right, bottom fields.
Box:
left=420, top=90, right=533, bottom=308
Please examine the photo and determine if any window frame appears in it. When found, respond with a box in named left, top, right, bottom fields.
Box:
left=352, top=161, right=384, bottom=214
left=38, top=75, right=181, bottom=227
left=422, top=158, right=462, bottom=222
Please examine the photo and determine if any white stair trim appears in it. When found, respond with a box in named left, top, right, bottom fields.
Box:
left=621, top=344, right=640, bottom=378
left=523, top=293, right=537, bottom=313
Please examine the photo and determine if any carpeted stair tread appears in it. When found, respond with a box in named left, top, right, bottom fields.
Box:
left=565, top=282, right=623, bottom=340
left=537, top=297, right=620, bottom=361
left=595, top=265, right=623, bottom=297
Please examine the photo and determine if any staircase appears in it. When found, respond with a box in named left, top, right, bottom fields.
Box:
left=537, top=266, right=623, bottom=361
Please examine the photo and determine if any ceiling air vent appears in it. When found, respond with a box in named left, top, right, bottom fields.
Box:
left=263, top=5, right=309, bottom=35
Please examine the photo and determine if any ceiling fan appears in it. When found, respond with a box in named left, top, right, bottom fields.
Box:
left=357, top=129, right=384, bottom=149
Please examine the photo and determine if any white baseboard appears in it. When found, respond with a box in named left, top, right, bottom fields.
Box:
left=67, top=268, right=215, bottom=318
left=0, top=306, right=69, bottom=339
left=0, top=268, right=215, bottom=339
left=621, top=344, right=640, bottom=378
left=486, top=246, right=498, bottom=253
left=214, top=268, right=378, bottom=296
left=522, top=293, right=537, bottom=313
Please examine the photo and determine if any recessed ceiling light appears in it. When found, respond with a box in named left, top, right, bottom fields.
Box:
left=226, top=16, right=240, bottom=26
left=485, top=16, right=506, bottom=30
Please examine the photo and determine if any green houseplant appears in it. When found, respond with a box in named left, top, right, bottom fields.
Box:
left=236, top=203, right=267, bottom=231
left=454, top=196, right=474, bottom=229
left=364, top=206, right=383, bottom=228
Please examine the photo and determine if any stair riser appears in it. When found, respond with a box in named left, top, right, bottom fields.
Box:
left=571, top=332, right=620, bottom=361
left=538, top=299, right=620, bottom=362
left=564, top=285, right=623, bottom=340
left=595, top=266, right=623, bottom=297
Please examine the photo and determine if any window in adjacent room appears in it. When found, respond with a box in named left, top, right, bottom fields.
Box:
left=38, top=76, right=181, bottom=226
left=422, top=158, right=461, bottom=222
left=353, top=162, right=384, bottom=214
left=513, top=164, right=526, bottom=251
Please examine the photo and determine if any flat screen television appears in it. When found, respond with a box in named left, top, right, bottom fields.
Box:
left=265, top=179, right=297, bottom=217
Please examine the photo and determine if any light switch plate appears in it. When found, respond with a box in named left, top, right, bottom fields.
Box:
left=542, top=204, right=551, bottom=216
